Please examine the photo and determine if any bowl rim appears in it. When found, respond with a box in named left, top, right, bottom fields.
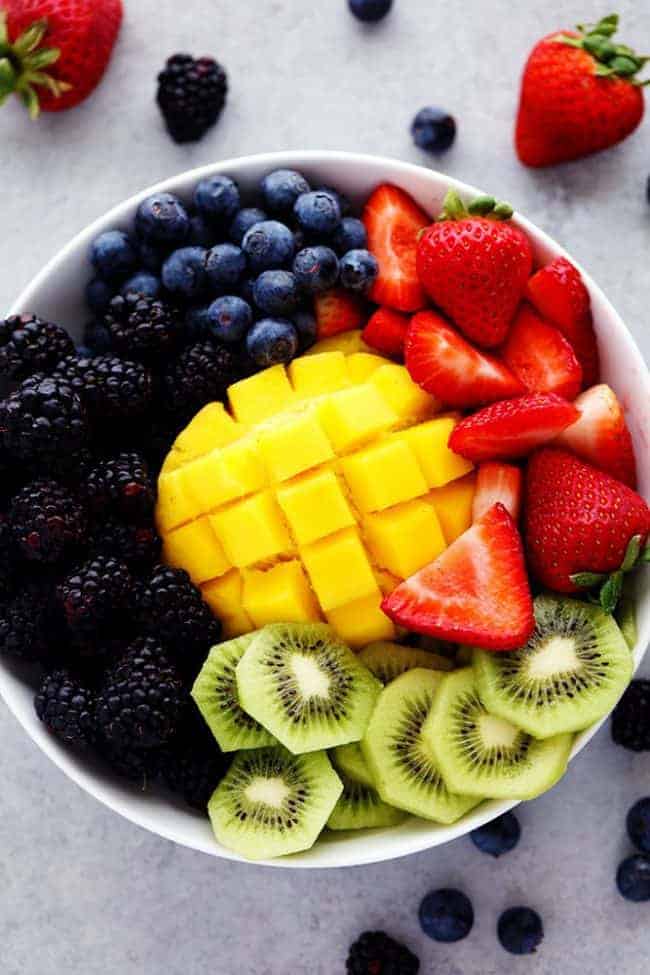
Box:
left=3, top=149, right=649, bottom=869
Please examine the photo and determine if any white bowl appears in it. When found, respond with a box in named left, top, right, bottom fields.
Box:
left=3, top=151, right=649, bottom=869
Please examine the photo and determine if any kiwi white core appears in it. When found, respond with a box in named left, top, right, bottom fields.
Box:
left=478, top=713, right=520, bottom=749
left=526, top=636, right=581, bottom=678
left=291, top=654, right=331, bottom=699
left=246, top=777, right=290, bottom=807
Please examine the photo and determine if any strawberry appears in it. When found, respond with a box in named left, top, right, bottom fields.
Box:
left=0, top=0, right=122, bottom=117
left=362, top=184, right=429, bottom=312
left=382, top=503, right=535, bottom=651
left=524, top=448, right=650, bottom=609
left=362, top=307, right=408, bottom=360
left=526, top=257, right=600, bottom=385
left=555, top=383, right=637, bottom=488
left=416, top=191, right=533, bottom=349
left=515, top=14, right=646, bottom=168
left=313, top=287, right=366, bottom=339
left=405, top=311, right=524, bottom=409
left=449, top=393, right=579, bottom=462
left=472, top=462, right=523, bottom=522
left=501, top=303, right=583, bottom=399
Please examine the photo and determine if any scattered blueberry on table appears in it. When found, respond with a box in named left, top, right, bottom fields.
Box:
left=418, top=888, right=474, bottom=943
left=470, top=811, right=521, bottom=857
left=497, top=907, right=544, bottom=955
left=411, top=106, right=457, bottom=154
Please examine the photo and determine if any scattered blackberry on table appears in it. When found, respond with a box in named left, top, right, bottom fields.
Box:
left=35, top=670, right=96, bottom=747
left=9, top=479, right=87, bottom=564
left=206, top=296, right=252, bottom=344
left=157, top=54, right=228, bottom=144
left=85, top=278, right=115, bottom=316
left=246, top=317, right=299, bottom=368
left=135, top=193, right=190, bottom=247
left=252, top=270, right=301, bottom=315
left=242, top=220, right=295, bottom=272
left=162, top=246, right=208, bottom=300
left=90, top=517, right=161, bottom=571
left=53, top=354, right=153, bottom=423
left=102, top=293, right=184, bottom=363
left=97, top=736, right=162, bottom=787
left=0, top=373, right=89, bottom=468
left=497, top=907, right=544, bottom=955
left=120, top=271, right=162, bottom=300
left=0, top=314, right=75, bottom=381
left=194, top=175, right=241, bottom=226
left=346, top=931, right=419, bottom=975
left=411, top=106, right=457, bottom=154
left=470, top=811, right=521, bottom=857
left=293, top=246, right=339, bottom=293
left=627, top=797, right=650, bottom=854
left=229, top=207, right=268, bottom=245
left=0, top=584, right=58, bottom=662
left=419, top=888, right=474, bottom=943
left=260, top=169, right=311, bottom=215
left=339, top=249, right=379, bottom=293
left=159, top=706, right=229, bottom=810
left=617, top=854, right=650, bottom=902
left=58, top=555, right=132, bottom=635
left=348, top=0, right=393, bottom=21
left=294, top=189, right=342, bottom=236
left=162, top=340, right=237, bottom=423
left=611, top=680, right=650, bottom=751
left=83, top=452, right=155, bottom=520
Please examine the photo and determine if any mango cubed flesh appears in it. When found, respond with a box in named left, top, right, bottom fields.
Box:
left=174, top=402, right=244, bottom=460
left=363, top=499, right=447, bottom=579
left=326, top=592, right=396, bottom=647
left=346, top=352, right=385, bottom=383
left=341, top=436, right=428, bottom=513
left=228, top=365, right=294, bottom=425
left=242, top=560, right=321, bottom=627
left=374, top=568, right=401, bottom=596
left=305, top=330, right=372, bottom=356
left=257, top=409, right=334, bottom=482
left=370, top=363, right=439, bottom=424
left=427, top=472, right=477, bottom=543
left=210, top=490, right=293, bottom=567
left=405, top=416, right=474, bottom=488
left=201, top=570, right=252, bottom=638
left=156, top=469, right=197, bottom=533
left=181, top=437, right=266, bottom=514
left=163, top=517, right=230, bottom=584
left=276, top=468, right=356, bottom=546
left=289, top=352, right=351, bottom=398
left=301, top=527, right=378, bottom=611
left=318, top=384, right=397, bottom=453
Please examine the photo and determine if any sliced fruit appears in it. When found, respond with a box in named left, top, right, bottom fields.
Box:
left=191, top=635, right=275, bottom=752
left=363, top=184, right=429, bottom=312
left=362, top=307, right=409, bottom=359
left=236, top=622, right=382, bottom=754
left=326, top=774, right=408, bottom=830
left=361, top=669, right=479, bottom=823
left=314, top=287, right=366, bottom=338
left=474, top=595, right=633, bottom=738
left=357, top=641, right=453, bottom=684
left=555, top=384, right=637, bottom=488
left=501, top=304, right=582, bottom=399
left=472, top=462, right=523, bottom=522
left=449, top=393, right=579, bottom=462
left=382, top=504, right=534, bottom=652
left=208, top=746, right=343, bottom=860
left=330, top=742, right=376, bottom=789
left=406, top=311, right=524, bottom=408
left=305, top=329, right=373, bottom=356
left=425, top=668, right=573, bottom=799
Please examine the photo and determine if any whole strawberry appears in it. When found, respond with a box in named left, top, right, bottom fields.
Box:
left=0, top=0, right=122, bottom=117
left=525, top=448, right=650, bottom=609
left=416, top=191, right=532, bottom=349
left=516, top=14, right=646, bottom=168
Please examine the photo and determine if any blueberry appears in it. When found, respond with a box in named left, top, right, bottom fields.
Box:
left=85, top=277, right=114, bottom=314
left=121, top=271, right=162, bottom=299
left=497, top=907, right=544, bottom=955
left=162, top=246, right=208, bottom=300
left=627, top=798, right=650, bottom=853
left=294, top=191, right=342, bottom=236
left=205, top=243, right=247, bottom=291
left=315, top=185, right=352, bottom=216
left=207, top=295, right=253, bottom=344
left=293, top=310, right=318, bottom=349
left=83, top=319, right=112, bottom=355
left=332, top=217, right=367, bottom=254
left=293, top=246, right=339, bottom=293
left=185, top=305, right=212, bottom=341
left=239, top=275, right=256, bottom=305
left=246, top=318, right=299, bottom=368
left=90, top=230, right=138, bottom=282
left=188, top=213, right=216, bottom=248
left=135, top=192, right=190, bottom=246
left=260, top=169, right=311, bottom=215
left=348, top=0, right=393, bottom=22
left=419, top=889, right=474, bottom=943
left=137, top=238, right=165, bottom=271
left=617, top=854, right=650, bottom=902
left=411, top=106, right=457, bottom=154
left=75, top=345, right=94, bottom=358
left=229, top=207, right=268, bottom=245
left=470, top=812, right=521, bottom=858
left=293, top=228, right=306, bottom=252
left=193, top=175, right=240, bottom=225
left=252, top=270, right=300, bottom=316
left=242, top=220, right=295, bottom=272
left=339, top=249, right=378, bottom=293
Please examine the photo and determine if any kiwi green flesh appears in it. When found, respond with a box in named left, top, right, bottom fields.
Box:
left=191, top=634, right=275, bottom=752
left=358, top=641, right=453, bottom=685
left=361, top=668, right=479, bottom=824
left=330, top=742, right=376, bottom=788
left=616, top=593, right=637, bottom=651
left=474, top=595, right=633, bottom=739
left=236, top=622, right=382, bottom=755
left=426, top=668, right=573, bottom=800
left=208, top=746, right=343, bottom=860
left=327, top=774, right=408, bottom=830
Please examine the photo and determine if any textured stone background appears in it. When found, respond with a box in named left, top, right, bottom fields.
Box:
left=1, top=2, right=649, bottom=972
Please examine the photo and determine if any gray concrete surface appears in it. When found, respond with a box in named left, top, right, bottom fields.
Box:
left=1, top=1, right=649, bottom=972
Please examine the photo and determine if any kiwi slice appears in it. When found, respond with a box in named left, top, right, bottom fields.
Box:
left=327, top=773, right=408, bottom=831
left=236, top=623, right=382, bottom=754
left=361, top=669, right=479, bottom=824
left=616, top=592, right=637, bottom=651
left=330, top=742, right=376, bottom=788
left=191, top=635, right=275, bottom=752
left=425, top=668, right=573, bottom=800
left=474, top=595, right=633, bottom=739
left=358, top=641, right=453, bottom=685
left=208, top=746, right=343, bottom=860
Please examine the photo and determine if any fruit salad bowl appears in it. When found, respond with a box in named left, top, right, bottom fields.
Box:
left=2, top=150, right=649, bottom=869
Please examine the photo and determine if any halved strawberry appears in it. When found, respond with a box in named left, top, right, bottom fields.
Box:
left=362, top=307, right=409, bottom=359
left=472, top=462, right=523, bottom=522
left=382, top=503, right=534, bottom=651
left=362, top=184, right=429, bottom=312
left=449, top=393, right=579, bottom=461
left=526, top=257, right=599, bottom=385
left=555, top=384, right=637, bottom=488
left=405, top=311, right=524, bottom=408
left=501, top=304, right=582, bottom=399
left=313, top=287, right=367, bottom=338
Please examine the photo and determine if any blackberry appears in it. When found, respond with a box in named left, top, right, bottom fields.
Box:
left=34, top=670, right=96, bottom=746
left=612, top=680, right=650, bottom=750
left=0, top=514, right=19, bottom=599
left=53, top=354, right=153, bottom=423
left=0, top=314, right=75, bottom=380
left=97, top=736, right=161, bottom=787
left=346, top=931, right=419, bottom=975
left=157, top=54, right=228, bottom=144
left=83, top=452, right=155, bottom=520
left=0, top=583, right=59, bottom=661
left=102, top=294, right=184, bottom=362
left=162, top=341, right=236, bottom=423
left=96, top=636, right=186, bottom=748
left=159, top=706, right=229, bottom=810
left=132, top=414, right=183, bottom=476
left=0, top=374, right=89, bottom=469
left=9, top=479, right=87, bottom=564
left=90, top=517, right=161, bottom=570
left=58, top=555, right=132, bottom=635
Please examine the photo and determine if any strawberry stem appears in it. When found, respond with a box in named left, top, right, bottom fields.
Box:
left=570, top=533, right=648, bottom=613
left=438, top=190, right=515, bottom=222
left=556, top=13, right=649, bottom=83
left=0, top=11, right=71, bottom=119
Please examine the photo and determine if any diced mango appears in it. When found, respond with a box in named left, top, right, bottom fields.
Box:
left=181, top=437, right=266, bottom=514
left=405, top=416, right=474, bottom=488
left=427, top=473, right=476, bottom=543
left=364, top=499, right=447, bottom=578
left=160, top=450, right=183, bottom=474
left=228, top=365, right=294, bottom=425
left=374, top=568, right=401, bottom=596
left=341, top=437, right=427, bottom=513
left=305, top=330, right=372, bottom=356
left=257, top=409, right=334, bottom=482
left=346, top=352, right=385, bottom=383
left=174, top=402, right=243, bottom=459
left=301, top=527, right=377, bottom=611
left=318, top=384, right=397, bottom=453
left=327, top=592, right=396, bottom=647
left=242, top=560, right=321, bottom=627
left=163, top=517, right=230, bottom=584
left=276, top=468, right=355, bottom=545
left=201, top=570, right=252, bottom=638
left=289, top=352, right=351, bottom=398
left=210, top=491, right=293, bottom=567
left=156, top=469, right=197, bottom=532
left=370, top=364, right=439, bottom=424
